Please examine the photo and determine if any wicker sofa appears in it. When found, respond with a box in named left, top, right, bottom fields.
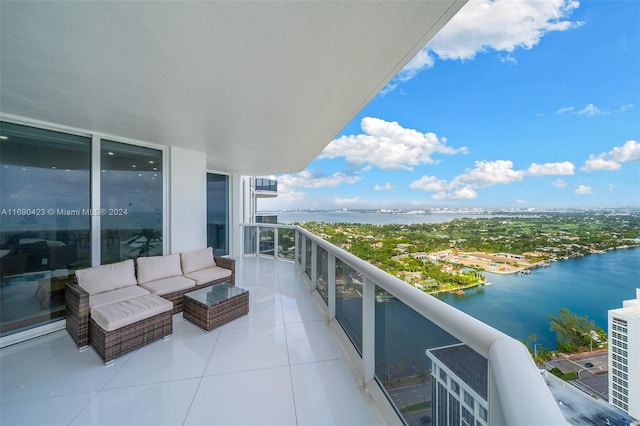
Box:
left=65, top=248, right=235, bottom=363
left=136, top=248, right=235, bottom=313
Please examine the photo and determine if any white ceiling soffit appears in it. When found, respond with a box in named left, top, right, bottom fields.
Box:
left=1, top=1, right=466, bottom=175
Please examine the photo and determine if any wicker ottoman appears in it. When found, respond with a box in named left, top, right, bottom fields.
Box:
left=89, top=294, right=174, bottom=364
left=183, top=283, right=249, bottom=331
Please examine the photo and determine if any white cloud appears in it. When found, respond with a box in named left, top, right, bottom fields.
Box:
left=320, top=117, right=467, bottom=171
left=578, top=104, right=605, bottom=116
left=432, top=186, right=478, bottom=200
left=275, top=170, right=360, bottom=190
left=552, top=179, right=567, bottom=188
left=610, top=140, right=640, bottom=162
left=516, top=199, right=528, bottom=204
left=608, top=184, right=616, bottom=192
left=558, top=103, right=635, bottom=117
left=581, top=140, right=639, bottom=172
left=374, top=183, right=393, bottom=191
left=527, top=161, right=575, bottom=176
left=333, top=197, right=361, bottom=206
left=582, top=155, right=621, bottom=171
left=409, top=176, right=452, bottom=192
left=575, top=185, right=592, bottom=195
left=455, top=160, right=525, bottom=187
left=389, top=0, right=582, bottom=88
left=557, top=106, right=575, bottom=114
left=411, top=160, right=524, bottom=200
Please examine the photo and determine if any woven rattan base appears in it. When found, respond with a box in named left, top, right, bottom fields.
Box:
left=183, top=286, right=249, bottom=331
left=89, top=310, right=173, bottom=363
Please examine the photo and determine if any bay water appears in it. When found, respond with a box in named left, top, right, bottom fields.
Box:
left=275, top=210, right=640, bottom=351
left=437, top=247, right=639, bottom=350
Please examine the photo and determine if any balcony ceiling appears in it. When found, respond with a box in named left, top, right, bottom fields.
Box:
left=0, top=1, right=465, bottom=175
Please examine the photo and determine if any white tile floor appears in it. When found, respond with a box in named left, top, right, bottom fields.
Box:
left=0, top=257, right=378, bottom=426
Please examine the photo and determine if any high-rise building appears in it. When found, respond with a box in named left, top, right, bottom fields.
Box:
left=427, top=344, right=489, bottom=426
left=608, top=288, right=640, bottom=418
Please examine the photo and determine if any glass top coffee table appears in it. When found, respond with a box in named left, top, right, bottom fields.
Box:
left=183, top=282, right=249, bottom=332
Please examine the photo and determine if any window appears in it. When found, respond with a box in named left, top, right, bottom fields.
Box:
left=478, top=406, right=488, bottom=421
left=1, top=121, right=91, bottom=335
left=207, top=173, right=229, bottom=255
left=1, top=123, right=168, bottom=339
left=440, top=368, right=448, bottom=382
left=100, top=140, right=163, bottom=264
left=464, top=391, right=474, bottom=408
left=451, top=379, right=460, bottom=394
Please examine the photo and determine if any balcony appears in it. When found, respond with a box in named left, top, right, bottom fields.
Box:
left=254, top=178, right=279, bottom=198
left=0, top=224, right=565, bottom=425
left=0, top=256, right=378, bottom=425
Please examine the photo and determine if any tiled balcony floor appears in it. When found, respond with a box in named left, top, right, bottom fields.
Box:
left=0, top=257, right=378, bottom=425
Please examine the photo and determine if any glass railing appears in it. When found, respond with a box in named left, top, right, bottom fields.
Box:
left=241, top=223, right=565, bottom=426
left=243, top=224, right=296, bottom=261
left=255, top=178, right=277, bottom=192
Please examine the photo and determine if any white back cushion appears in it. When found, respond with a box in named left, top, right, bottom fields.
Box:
left=180, top=247, right=215, bottom=274
left=75, top=259, right=137, bottom=295
left=136, top=254, right=182, bottom=284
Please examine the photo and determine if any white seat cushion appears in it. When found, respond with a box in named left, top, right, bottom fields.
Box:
left=184, top=266, right=232, bottom=286
left=181, top=248, right=215, bottom=274
left=89, top=286, right=150, bottom=309
left=136, top=254, right=183, bottom=284
left=76, top=259, right=137, bottom=295
left=90, top=294, right=173, bottom=332
left=140, top=275, right=196, bottom=296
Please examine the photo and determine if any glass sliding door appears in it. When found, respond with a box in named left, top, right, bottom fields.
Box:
left=100, top=140, right=163, bottom=264
left=0, top=121, right=91, bottom=336
left=207, top=173, right=229, bottom=256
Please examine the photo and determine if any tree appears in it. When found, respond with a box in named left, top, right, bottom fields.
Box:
left=548, top=308, right=595, bottom=352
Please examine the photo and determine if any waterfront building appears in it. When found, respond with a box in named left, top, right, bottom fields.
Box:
left=0, top=2, right=564, bottom=425
left=608, top=288, right=640, bottom=418
left=427, top=344, right=489, bottom=426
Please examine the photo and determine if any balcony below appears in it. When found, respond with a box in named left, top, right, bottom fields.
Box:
left=0, top=257, right=379, bottom=425
left=255, top=178, right=278, bottom=198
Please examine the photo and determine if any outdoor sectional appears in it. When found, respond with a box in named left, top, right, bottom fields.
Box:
left=65, top=248, right=235, bottom=363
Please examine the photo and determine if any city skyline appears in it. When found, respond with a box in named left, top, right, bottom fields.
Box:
left=260, top=0, right=639, bottom=211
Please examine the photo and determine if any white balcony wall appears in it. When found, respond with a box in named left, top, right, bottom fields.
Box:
left=170, top=146, right=206, bottom=253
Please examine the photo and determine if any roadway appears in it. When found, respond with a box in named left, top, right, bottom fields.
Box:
left=547, top=349, right=609, bottom=400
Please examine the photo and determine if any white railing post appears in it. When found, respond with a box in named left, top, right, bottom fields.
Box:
left=255, top=225, right=260, bottom=255
left=362, top=277, right=375, bottom=385
left=274, top=226, right=279, bottom=258
left=294, top=229, right=299, bottom=265
left=311, top=242, right=317, bottom=291
left=301, top=235, right=307, bottom=273
left=328, top=253, right=336, bottom=320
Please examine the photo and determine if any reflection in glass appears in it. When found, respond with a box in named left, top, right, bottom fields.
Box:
left=0, top=121, right=90, bottom=336
left=374, top=287, right=460, bottom=425
left=277, top=228, right=295, bottom=259
left=304, top=238, right=312, bottom=278
left=207, top=173, right=229, bottom=255
left=316, top=247, right=329, bottom=303
left=244, top=226, right=257, bottom=255
left=335, top=259, right=363, bottom=353
left=100, top=140, right=163, bottom=264
left=259, top=228, right=275, bottom=255
left=297, top=233, right=303, bottom=265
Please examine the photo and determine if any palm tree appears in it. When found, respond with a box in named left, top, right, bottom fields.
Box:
left=128, top=228, right=162, bottom=258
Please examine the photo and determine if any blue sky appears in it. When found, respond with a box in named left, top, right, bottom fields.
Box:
left=261, top=0, right=639, bottom=211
